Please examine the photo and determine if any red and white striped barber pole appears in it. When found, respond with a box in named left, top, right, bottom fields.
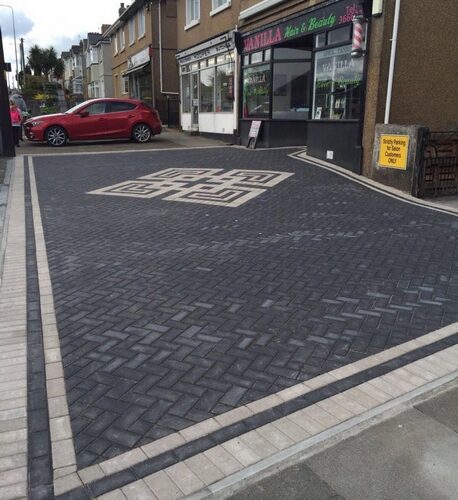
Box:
left=351, top=15, right=365, bottom=57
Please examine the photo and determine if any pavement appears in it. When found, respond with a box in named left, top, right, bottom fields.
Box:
left=228, top=383, right=458, bottom=500
left=0, top=135, right=457, bottom=499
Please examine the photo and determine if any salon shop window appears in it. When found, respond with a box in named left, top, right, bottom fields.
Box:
left=242, top=46, right=312, bottom=120
left=312, top=44, right=364, bottom=120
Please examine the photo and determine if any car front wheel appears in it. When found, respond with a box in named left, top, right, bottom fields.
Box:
left=45, top=126, right=67, bottom=147
left=132, top=123, right=152, bottom=143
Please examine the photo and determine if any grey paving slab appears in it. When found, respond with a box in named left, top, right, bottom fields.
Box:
left=306, top=407, right=458, bottom=500
left=414, top=386, right=458, bottom=432
left=32, top=148, right=458, bottom=468
left=228, top=462, right=343, bottom=500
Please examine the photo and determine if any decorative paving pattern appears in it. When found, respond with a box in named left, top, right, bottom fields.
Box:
left=32, top=147, right=458, bottom=470
left=88, top=168, right=294, bottom=207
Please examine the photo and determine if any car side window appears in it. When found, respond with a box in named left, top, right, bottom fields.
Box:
left=109, top=102, right=136, bottom=113
left=85, top=103, right=107, bottom=115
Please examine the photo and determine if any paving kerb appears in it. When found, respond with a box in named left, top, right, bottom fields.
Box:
left=88, top=351, right=457, bottom=500
left=0, top=156, right=28, bottom=499
left=18, top=148, right=458, bottom=497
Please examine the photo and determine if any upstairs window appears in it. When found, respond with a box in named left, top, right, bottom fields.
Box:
left=113, top=33, right=118, bottom=54
left=212, top=0, right=230, bottom=11
left=138, top=8, right=146, bottom=38
left=186, top=0, right=200, bottom=25
left=120, top=29, right=125, bottom=51
left=128, top=17, right=135, bottom=45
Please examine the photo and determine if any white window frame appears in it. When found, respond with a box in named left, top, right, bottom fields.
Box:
left=210, top=0, right=231, bottom=16
left=138, top=8, right=146, bottom=39
left=120, top=29, right=126, bottom=51
left=128, top=17, right=135, bottom=45
left=113, top=33, right=118, bottom=54
left=121, top=75, right=129, bottom=95
left=185, top=0, right=200, bottom=29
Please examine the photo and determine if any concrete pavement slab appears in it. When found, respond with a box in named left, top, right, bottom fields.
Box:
left=306, top=407, right=458, bottom=500
left=414, top=386, right=458, bottom=432
left=228, top=462, right=343, bottom=500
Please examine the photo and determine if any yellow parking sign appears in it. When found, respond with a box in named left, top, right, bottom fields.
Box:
left=378, top=134, right=409, bottom=170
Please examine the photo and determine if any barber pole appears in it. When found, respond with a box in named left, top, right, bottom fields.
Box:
left=351, top=15, right=365, bottom=57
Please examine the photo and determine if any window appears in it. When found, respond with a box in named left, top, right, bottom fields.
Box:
left=110, top=101, right=136, bottom=112
left=200, top=67, right=214, bottom=112
left=113, top=34, right=118, bottom=54
left=121, top=76, right=129, bottom=94
left=215, top=63, right=234, bottom=112
left=182, top=74, right=191, bottom=113
left=274, top=47, right=311, bottom=60
left=312, top=45, right=364, bottom=120
left=211, top=0, right=230, bottom=12
left=242, top=64, right=270, bottom=118
left=128, top=17, right=135, bottom=45
left=138, top=8, right=146, bottom=38
left=327, top=25, right=352, bottom=45
left=120, top=29, right=125, bottom=51
left=186, top=0, right=200, bottom=25
left=85, top=102, right=107, bottom=115
left=272, top=61, right=311, bottom=120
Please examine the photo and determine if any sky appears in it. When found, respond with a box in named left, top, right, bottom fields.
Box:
left=0, top=0, right=123, bottom=86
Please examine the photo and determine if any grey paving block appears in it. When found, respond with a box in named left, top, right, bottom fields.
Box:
left=33, top=148, right=458, bottom=467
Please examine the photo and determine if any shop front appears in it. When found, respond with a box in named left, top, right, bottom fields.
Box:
left=176, top=33, right=237, bottom=140
left=240, top=0, right=367, bottom=172
left=123, top=47, right=153, bottom=109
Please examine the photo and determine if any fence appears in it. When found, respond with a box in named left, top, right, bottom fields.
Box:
left=417, top=131, right=458, bottom=197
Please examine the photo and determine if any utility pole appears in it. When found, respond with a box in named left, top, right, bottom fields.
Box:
left=20, top=37, right=25, bottom=86
left=0, top=27, right=15, bottom=156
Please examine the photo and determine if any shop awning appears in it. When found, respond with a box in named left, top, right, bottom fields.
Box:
left=122, top=62, right=150, bottom=77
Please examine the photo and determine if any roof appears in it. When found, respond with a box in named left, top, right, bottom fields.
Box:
left=87, top=32, right=102, bottom=46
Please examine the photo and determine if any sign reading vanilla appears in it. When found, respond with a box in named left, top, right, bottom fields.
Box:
left=243, top=1, right=363, bottom=53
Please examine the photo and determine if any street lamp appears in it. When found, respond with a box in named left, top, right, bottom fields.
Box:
left=0, top=4, right=19, bottom=89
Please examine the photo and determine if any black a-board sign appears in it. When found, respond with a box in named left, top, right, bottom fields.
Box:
left=247, top=120, right=262, bottom=149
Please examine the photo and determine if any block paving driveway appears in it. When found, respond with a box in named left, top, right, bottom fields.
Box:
left=33, top=147, right=458, bottom=469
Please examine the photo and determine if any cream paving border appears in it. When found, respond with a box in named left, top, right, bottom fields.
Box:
left=290, top=151, right=458, bottom=216
left=52, top=322, right=458, bottom=496
left=27, top=151, right=458, bottom=497
left=0, top=157, right=28, bottom=500
left=95, top=345, right=457, bottom=500
left=21, top=145, right=228, bottom=157
left=28, top=159, right=78, bottom=485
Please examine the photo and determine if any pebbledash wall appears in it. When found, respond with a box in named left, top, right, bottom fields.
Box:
left=176, top=0, right=458, bottom=174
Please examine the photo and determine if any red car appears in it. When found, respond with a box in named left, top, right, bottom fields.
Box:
left=24, top=98, right=162, bottom=147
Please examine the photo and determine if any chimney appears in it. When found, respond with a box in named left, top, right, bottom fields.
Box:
left=118, top=3, right=126, bottom=16
left=101, top=24, right=111, bottom=35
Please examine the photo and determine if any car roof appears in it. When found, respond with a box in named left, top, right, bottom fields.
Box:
left=84, top=98, right=142, bottom=105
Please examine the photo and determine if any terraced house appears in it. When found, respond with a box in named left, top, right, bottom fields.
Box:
left=176, top=0, right=458, bottom=176
left=104, top=0, right=179, bottom=125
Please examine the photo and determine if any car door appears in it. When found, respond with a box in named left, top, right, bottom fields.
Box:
left=71, top=101, right=110, bottom=140
left=106, top=101, right=137, bottom=138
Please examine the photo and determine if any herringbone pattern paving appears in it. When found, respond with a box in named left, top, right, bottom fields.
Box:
left=34, top=148, right=458, bottom=468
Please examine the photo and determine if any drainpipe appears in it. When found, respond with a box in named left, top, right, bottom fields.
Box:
left=384, top=0, right=401, bottom=124
left=158, top=0, right=178, bottom=95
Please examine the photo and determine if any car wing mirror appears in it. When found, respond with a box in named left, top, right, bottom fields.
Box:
left=79, top=110, right=89, bottom=118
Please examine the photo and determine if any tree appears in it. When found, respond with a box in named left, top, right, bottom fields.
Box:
left=27, top=45, right=61, bottom=81
left=53, top=59, right=65, bottom=81
left=28, top=44, right=44, bottom=76
left=42, top=47, right=58, bottom=77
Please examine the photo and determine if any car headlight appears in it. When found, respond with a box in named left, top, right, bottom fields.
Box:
left=30, top=120, right=44, bottom=127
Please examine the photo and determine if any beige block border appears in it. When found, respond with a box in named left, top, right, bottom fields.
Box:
left=28, top=158, right=78, bottom=485
left=96, top=347, right=457, bottom=500
left=0, top=157, right=28, bottom=499
left=290, top=151, right=458, bottom=217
